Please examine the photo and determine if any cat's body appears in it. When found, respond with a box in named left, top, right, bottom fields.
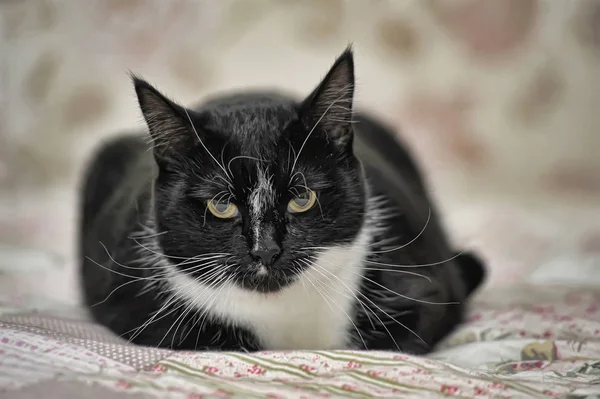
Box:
left=80, top=49, right=484, bottom=353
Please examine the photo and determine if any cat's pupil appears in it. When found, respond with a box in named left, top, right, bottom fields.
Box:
left=215, top=202, right=230, bottom=212
left=294, top=192, right=310, bottom=206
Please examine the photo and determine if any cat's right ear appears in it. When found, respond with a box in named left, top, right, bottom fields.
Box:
left=132, top=75, right=195, bottom=161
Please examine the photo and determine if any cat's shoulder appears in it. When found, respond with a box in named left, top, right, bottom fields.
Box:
left=353, top=113, right=427, bottom=197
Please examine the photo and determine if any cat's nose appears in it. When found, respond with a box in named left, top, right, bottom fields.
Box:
left=249, top=245, right=281, bottom=266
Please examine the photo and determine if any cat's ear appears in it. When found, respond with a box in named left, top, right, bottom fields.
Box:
left=301, top=47, right=355, bottom=145
left=132, top=75, right=196, bottom=160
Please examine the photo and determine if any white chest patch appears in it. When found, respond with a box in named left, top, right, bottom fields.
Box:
left=164, top=228, right=371, bottom=350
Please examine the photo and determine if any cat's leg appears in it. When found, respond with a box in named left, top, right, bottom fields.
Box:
left=121, top=305, right=261, bottom=352
left=176, top=319, right=261, bottom=352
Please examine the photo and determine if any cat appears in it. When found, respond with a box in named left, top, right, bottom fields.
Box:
left=79, top=47, right=485, bottom=353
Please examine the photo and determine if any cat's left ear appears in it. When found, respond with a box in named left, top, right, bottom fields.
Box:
left=301, top=47, right=355, bottom=145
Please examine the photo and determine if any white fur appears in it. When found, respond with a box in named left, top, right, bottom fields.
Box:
left=248, top=167, right=274, bottom=251
left=164, top=222, right=373, bottom=350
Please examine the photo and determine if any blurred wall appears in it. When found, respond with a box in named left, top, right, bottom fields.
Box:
left=1, top=0, right=600, bottom=304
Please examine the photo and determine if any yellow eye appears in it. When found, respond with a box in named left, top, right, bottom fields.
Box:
left=207, top=200, right=239, bottom=219
left=287, top=189, right=317, bottom=213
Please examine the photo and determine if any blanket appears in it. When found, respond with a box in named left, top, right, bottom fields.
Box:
left=1, top=284, right=599, bottom=398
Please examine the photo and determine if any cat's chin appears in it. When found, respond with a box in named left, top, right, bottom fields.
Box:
left=236, top=268, right=297, bottom=294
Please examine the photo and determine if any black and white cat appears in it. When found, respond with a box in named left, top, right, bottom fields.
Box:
left=80, top=48, right=485, bottom=353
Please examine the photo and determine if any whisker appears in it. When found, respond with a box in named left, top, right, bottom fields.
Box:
left=293, top=252, right=374, bottom=329
left=296, top=257, right=378, bottom=338
left=93, top=257, right=225, bottom=308
left=300, top=258, right=399, bottom=350
left=98, top=241, right=170, bottom=271
left=183, top=108, right=233, bottom=184
left=132, top=238, right=230, bottom=260
left=361, top=251, right=466, bottom=270
left=85, top=256, right=163, bottom=280
left=169, top=267, right=232, bottom=346
left=297, top=183, right=325, bottom=220
left=92, top=275, right=162, bottom=307
left=356, top=272, right=458, bottom=306
left=169, top=270, right=230, bottom=348
left=289, top=186, right=301, bottom=197
left=298, top=204, right=428, bottom=253
left=126, top=293, right=180, bottom=342
left=302, top=263, right=368, bottom=349
left=291, top=261, right=309, bottom=295
left=306, top=248, right=465, bottom=269
left=129, top=267, right=226, bottom=345
left=219, top=141, right=229, bottom=181
left=289, top=85, right=354, bottom=179
left=369, top=207, right=431, bottom=253
left=100, top=241, right=229, bottom=272
left=299, top=254, right=426, bottom=348
left=175, top=272, right=226, bottom=347
left=361, top=268, right=432, bottom=283
left=289, top=171, right=308, bottom=189
left=181, top=273, right=236, bottom=346
left=124, top=265, right=228, bottom=342
left=353, top=286, right=422, bottom=347
left=128, top=230, right=169, bottom=240
left=287, top=144, right=297, bottom=179
left=201, top=270, right=237, bottom=348
left=212, top=190, right=230, bottom=204
left=227, top=155, right=263, bottom=178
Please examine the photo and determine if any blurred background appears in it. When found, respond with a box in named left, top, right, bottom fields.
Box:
left=1, top=0, right=600, bottom=307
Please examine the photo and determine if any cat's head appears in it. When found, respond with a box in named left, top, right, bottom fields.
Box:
left=134, top=48, right=366, bottom=293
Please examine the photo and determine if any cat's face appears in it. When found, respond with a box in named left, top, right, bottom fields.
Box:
left=135, top=49, right=365, bottom=293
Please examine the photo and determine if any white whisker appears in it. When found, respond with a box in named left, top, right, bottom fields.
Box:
left=361, top=268, right=432, bottom=282
left=302, top=263, right=367, bottom=349
left=132, top=238, right=229, bottom=260
left=300, top=258, right=401, bottom=350
left=128, top=230, right=169, bottom=240
left=370, top=207, right=431, bottom=254
left=124, top=264, right=227, bottom=342
left=289, top=84, right=355, bottom=180
left=356, top=272, right=458, bottom=306
left=227, top=155, right=263, bottom=178
left=183, top=108, right=233, bottom=184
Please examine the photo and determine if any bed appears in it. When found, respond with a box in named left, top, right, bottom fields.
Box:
left=1, top=283, right=598, bottom=398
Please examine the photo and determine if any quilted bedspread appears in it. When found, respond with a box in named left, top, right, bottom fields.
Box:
left=1, top=284, right=599, bottom=398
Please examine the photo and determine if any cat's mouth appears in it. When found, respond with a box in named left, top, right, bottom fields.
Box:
left=236, top=265, right=297, bottom=294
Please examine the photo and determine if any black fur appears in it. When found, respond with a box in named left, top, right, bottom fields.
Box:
left=80, top=48, right=485, bottom=353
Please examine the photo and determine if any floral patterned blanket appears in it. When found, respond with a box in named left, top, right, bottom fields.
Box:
left=0, top=284, right=599, bottom=398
